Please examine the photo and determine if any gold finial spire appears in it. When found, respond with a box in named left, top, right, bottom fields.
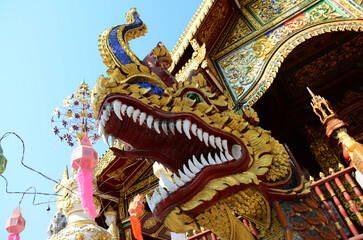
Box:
left=309, top=176, right=315, bottom=183
left=338, top=163, right=345, bottom=170
left=63, top=166, right=69, bottom=180
left=307, top=87, right=315, bottom=98
left=307, top=88, right=336, bottom=124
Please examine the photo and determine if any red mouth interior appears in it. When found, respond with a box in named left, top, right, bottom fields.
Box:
left=101, top=95, right=245, bottom=174
left=99, top=94, right=251, bottom=220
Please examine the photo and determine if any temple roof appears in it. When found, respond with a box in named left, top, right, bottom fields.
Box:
left=169, top=0, right=215, bottom=72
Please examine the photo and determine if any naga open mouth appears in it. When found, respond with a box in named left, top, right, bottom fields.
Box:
left=98, top=94, right=250, bottom=220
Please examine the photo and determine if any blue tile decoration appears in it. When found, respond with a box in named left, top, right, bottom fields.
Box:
left=134, top=82, right=164, bottom=96
left=108, top=13, right=143, bottom=65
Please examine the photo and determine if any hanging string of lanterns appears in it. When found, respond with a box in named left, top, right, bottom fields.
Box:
left=1, top=132, right=58, bottom=239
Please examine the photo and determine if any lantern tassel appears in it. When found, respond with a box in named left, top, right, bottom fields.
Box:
left=8, top=233, right=20, bottom=240
left=130, top=214, right=143, bottom=240
left=76, top=169, right=96, bottom=219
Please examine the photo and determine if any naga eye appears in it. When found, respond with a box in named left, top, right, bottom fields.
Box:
left=186, top=92, right=202, bottom=104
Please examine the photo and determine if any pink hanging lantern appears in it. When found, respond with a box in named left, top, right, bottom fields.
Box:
left=71, top=134, right=98, bottom=219
left=128, top=195, right=144, bottom=240
left=5, top=207, right=25, bottom=240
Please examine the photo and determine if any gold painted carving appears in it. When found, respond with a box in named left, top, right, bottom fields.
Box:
left=222, top=16, right=253, bottom=49
left=52, top=223, right=112, bottom=240
left=196, top=203, right=254, bottom=240
left=254, top=209, right=284, bottom=240
left=307, top=3, right=343, bottom=22
left=163, top=208, right=198, bottom=233
left=213, top=0, right=314, bottom=58
left=169, top=0, right=215, bottom=72
left=95, top=148, right=116, bottom=177
left=143, top=216, right=158, bottom=229
left=247, top=0, right=305, bottom=24
left=334, top=0, right=363, bottom=18
left=175, top=40, right=206, bottom=82
left=218, top=39, right=266, bottom=98
left=221, top=188, right=271, bottom=228
left=196, top=0, right=232, bottom=49
left=292, top=34, right=363, bottom=88
left=125, top=229, right=132, bottom=240
left=242, top=19, right=363, bottom=109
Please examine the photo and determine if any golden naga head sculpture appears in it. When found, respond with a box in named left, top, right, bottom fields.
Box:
left=91, top=8, right=312, bottom=238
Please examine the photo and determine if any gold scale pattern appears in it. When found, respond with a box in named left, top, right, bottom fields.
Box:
left=218, top=2, right=348, bottom=103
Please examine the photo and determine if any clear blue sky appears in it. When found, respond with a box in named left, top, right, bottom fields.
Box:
left=0, top=0, right=202, bottom=238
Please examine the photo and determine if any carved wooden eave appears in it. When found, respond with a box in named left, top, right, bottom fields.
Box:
left=169, top=0, right=237, bottom=74
left=169, top=0, right=215, bottom=72
left=168, top=0, right=363, bottom=110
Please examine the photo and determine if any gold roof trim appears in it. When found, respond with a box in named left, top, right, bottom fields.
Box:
left=169, top=0, right=215, bottom=72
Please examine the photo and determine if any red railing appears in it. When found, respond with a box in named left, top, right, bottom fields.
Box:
left=310, top=165, right=363, bottom=239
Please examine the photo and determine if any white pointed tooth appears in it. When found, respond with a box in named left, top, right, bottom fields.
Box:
left=112, top=100, right=122, bottom=120
left=222, top=140, right=228, bottom=152
left=183, top=164, right=195, bottom=178
left=209, top=135, right=216, bottom=148
left=232, top=144, right=242, bottom=159
left=146, top=194, right=155, bottom=212
left=161, top=121, right=168, bottom=135
left=178, top=169, right=191, bottom=182
left=101, top=113, right=107, bottom=127
left=139, top=112, right=147, bottom=125
left=191, top=124, right=197, bottom=136
left=188, top=159, right=199, bottom=174
left=203, top=132, right=209, bottom=146
left=98, top=124, right=104, bottom=136
left=219, top=152, right=228, bottom=162
left=174, top=174, right=184, bottom=187
left=168, top=121, right=175, bottom=135
left=225, top=151, right=234, bottom=161
left=102, top=132, right=110, bottom=147
left=176, top=119, right=183, bottom=134
left=121, top=104, right=127, bottom=115
left=158, top=186, right=168, bottom=199
left=192, top=155, right=204, bottom=169
left=151, top=192, right=157, bottom=206
left=183, top=120, right=192, bottom=139
left=105, top=104, right=111, bottom=120
left=106, top=103, right=112, bottom=112
left=197, top=128, right=203, bottom=142
left=126, top=106, right=134, bottom=117
left=208, top=153, right=216, bottom=165
left=147, top=115, right=153, bottom=129
left=154, top=120, right=161, bottom=134
left=132, top=109, right=140, bottom=122
left=153, top=188, right=162, bottom=203
left=200, top=154, right=209, bottom=166
left=159, top=172, right=177, bottom=192
left=215, top=137, right=223, bottom=151
left=214, top=153, right=222, bottom=164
